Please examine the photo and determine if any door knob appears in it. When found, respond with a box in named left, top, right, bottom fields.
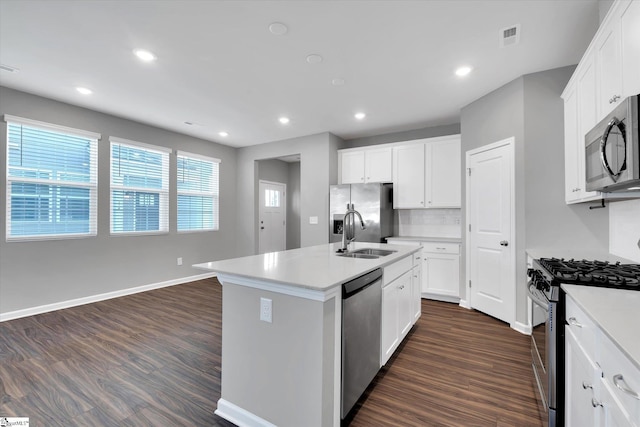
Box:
left=500, top=240, right=509, bottom=247
left=260, top=226, right=265, bottom=230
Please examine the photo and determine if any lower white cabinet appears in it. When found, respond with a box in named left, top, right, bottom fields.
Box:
left=381, top=254, right=421, bottom=365
left=565, top=293, right=640, bottom=427
left=387, top=238, right=461, bottom=302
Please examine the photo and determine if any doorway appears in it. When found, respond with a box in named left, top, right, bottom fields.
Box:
left=258, top=180, right=286, bottom=254
left=465, top=137, right=515, bottom=325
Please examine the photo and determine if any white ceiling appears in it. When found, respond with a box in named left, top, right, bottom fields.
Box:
left=0, top=0, right=599, bottom=148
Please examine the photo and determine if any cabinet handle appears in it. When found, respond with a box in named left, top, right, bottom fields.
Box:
left=416, top=257, right=421, bottom=260
left=420, top=201, right=424, bottom=205
left=398, top=285, right=405, bottom=290
left=591, top=398, right=603, bottom=408
left=582, top=381, right=592, bottom=390
left=609, top=95, right=621, bottom=104
left=568, top=317, right=583, bottom=328
left=436, top=247, right=446, bottom=250
left=613, top=374, right=640, bottom=400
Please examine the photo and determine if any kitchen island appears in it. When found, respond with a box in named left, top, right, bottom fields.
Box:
left=193, top=242, right=420, bottom=427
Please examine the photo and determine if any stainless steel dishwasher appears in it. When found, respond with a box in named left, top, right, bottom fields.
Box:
left=341, top=268, right=383, bottom=419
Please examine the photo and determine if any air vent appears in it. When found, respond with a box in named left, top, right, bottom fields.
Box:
left=500, top=24, right=520, bottom=48
left=0, top=64, right=19, bottom=73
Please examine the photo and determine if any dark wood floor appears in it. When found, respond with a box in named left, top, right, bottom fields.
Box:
left=0, top=278, right=542, bottom=426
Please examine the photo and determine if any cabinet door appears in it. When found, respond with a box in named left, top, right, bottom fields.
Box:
left=412, top=265, right=422, bottom=322
left=340, top=151, right=365, bottom=184
left=365, top=147, right=392, bottom=183
left=393, top=144, right=425, bottom=208
left=599, top=379, right=635, bottom=427
left=596, top=22, right=623, bottom=118
left=621, top=0, right=640, bottom=98
left=564, top=85, right=582, bottom=203
left=565, top=327, right=600, bottom=427
left=381, top=281, right=400, bottom=365
left=426, top=138, right=461, bottom=208
left=576, top=60, right=601, bottom=201
left=397, top=272, right=413, bottom=337
left=423, top=253, right=460, bottom=298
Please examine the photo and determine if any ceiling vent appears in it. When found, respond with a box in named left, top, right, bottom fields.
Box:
left=500, top=24, right=520, bottom=48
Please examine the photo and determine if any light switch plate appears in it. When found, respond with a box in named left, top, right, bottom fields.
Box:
left=309, top=216, right=318, bottom=225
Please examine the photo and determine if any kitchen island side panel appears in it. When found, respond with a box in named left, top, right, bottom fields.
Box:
left=220, top=281, right=337, bottom=427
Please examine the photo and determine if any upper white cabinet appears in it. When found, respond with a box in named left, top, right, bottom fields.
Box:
left=562, top=0, right=640, bottom=204
left=393, top=143, right=426, bottom=208
left=393, top=135, right=461, bottom=209
left=338, top=146, right=392, bottom=184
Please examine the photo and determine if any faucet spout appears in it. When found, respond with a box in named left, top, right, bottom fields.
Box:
left=339, top=204, right=366, bottom=252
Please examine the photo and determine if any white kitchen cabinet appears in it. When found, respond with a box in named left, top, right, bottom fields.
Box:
left=565, top=327, right=602, bottom=427
left=422, top=244, right=460, bottom=302
left=411, top=252, right=422, bottom=322
left=426, top=138, right=461, bottom=208
left=393, top=135, right=461, bottom=209
left=381, top=254, right=418, bottom=366
left=596, top=21, right=623, bottom=118
left=621, top=0, right=640, bottom=98
left=393, top=142, right=426, bottom=208
left=564, top=59, right=602, bottom=204
left=386, top=238, right=461, bottom=303
left=565, top=292, right=640, bottom=427
left=338, top=146, right=392, bottom=184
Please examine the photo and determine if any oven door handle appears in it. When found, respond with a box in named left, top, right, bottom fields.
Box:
left=527, top=284, right=549, bottom=311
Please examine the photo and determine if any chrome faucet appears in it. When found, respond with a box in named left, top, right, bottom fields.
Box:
left=338, top=203, right=366, bottom=252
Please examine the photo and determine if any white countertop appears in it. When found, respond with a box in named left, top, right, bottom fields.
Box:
left=527, top=247, right=635, bottom=264
left=387, top=236, right=462, bottom=244
left=562, top=284, right=640, bottom=370
left=193, top=242, right=419, bottom=292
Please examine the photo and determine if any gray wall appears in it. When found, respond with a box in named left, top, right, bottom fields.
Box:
left=287, top=162, right=301, bottom=250
left=343, top=123, right=461, bottom=148
left=236, top=132, right=341, bottom=255
left=460, top=66, right=609, bottom=326
left=257, top=158, right=289, bottom=184
left=0, top=86, right=238, bottom=314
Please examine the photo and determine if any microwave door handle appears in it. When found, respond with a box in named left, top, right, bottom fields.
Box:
left=599, top=117, right=626, bottom=182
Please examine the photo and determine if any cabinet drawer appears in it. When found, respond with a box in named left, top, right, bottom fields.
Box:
left=565, top=296, right=598, bottom=361
left=600, top=332, right=640, bottom=425
left=383, top=255, right=413, bottom=286
left=421, top=242, right=459, bottom=255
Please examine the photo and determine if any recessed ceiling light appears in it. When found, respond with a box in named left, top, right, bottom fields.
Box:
left=279, top=117, right=290, bottom=125
left=455, top=66, right=472, bottom=77
left=76, top=87, right=93, bottom=95
left=354, top=112, right=366, bottom=120
left=331, top=78, right=345, bottom=86
left=269, top=22, right=288, bottom=35
left=306, top=54, right=323, bottom=64
left=134, top=49, right=157, bottom=62
left=218, top=131, right=229, bottom=137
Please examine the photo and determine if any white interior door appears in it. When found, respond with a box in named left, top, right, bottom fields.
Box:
left=258, top=180, right=286, bottom=254
left=466, top=138, right=515, bottom=324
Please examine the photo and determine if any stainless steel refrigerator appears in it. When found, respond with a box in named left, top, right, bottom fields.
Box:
left=329, top=183, right=393, bottom=243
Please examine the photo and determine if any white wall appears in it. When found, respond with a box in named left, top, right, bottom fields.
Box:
left=0, top=86, right=238, bottom=316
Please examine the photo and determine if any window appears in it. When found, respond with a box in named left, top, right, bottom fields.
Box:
left=5, top=115, right=99, bottom=241
left=110, top=137, right=170, bottom=234
left=177, top=151, right=220, bottom=231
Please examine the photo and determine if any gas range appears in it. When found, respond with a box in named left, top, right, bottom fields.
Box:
left=529, top=257, right=640, bottom=302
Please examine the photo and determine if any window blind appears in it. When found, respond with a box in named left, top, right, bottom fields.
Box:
left=177, top=151, right=220, bottom=231
left=4, top=115, right=99, bottom=241
left=110, top=137, right=170, bottom=234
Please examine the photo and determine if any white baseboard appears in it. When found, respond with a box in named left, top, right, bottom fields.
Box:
left=0, top=272, right=217, bottom=322
left=458, top=299, right=471, bottom=309
left=421, top=293, right=460, bottom=304
left=215, top=399, right=276, bottom=427
left=512, top=320, right=531, bottom=335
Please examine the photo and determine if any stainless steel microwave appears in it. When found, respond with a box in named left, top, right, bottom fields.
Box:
left=585, top=94, right=640, bottom=192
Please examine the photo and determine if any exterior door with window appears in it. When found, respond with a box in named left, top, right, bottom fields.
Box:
left=258, top=181, right=286, bottom=254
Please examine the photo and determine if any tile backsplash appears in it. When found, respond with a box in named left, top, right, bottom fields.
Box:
left=395, top=209, right=462, bottom=238
left=609, top=199, right=640, bottom=262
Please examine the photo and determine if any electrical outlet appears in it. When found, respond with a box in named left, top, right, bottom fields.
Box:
left=309, top=216, right=318, bottom=225
left=260, top=298, right=272, bottom=323
left=177, top=257, right=183, bottom=266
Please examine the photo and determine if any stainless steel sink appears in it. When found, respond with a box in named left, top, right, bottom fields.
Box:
left=337, top=252, right=379, bottom=259
left=350, top=248, right=397, bottom=257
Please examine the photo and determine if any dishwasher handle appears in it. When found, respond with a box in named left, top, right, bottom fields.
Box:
left=342, top=268, right=383, bottom=299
